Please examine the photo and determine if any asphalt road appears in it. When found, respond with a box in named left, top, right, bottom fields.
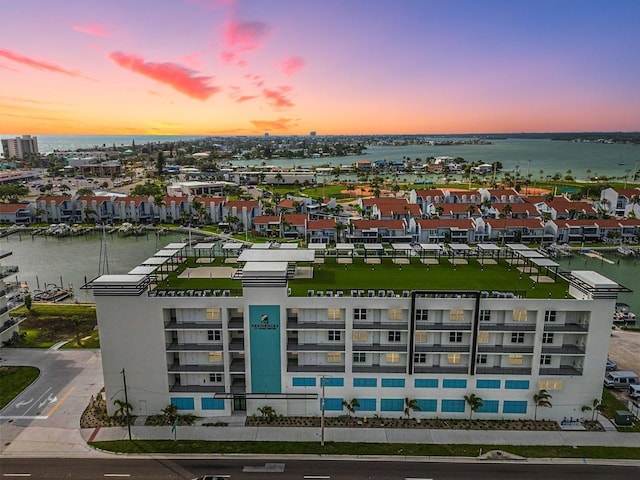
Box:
left=1, top=457, right=638, bottom=480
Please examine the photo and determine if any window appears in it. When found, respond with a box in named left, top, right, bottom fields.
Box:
left=540, top=354, right=552, bottom=365
left=323, top=377, right=344, bottom=387
left=544, top=310, right=557, bottom=322
left=450, top=309, right=464, bottom=321
left=388, top=331, right=401, bottom=342
left=354, top=308, right=367, bottom=320
left=476, top=354, right=488, bottom=364
left=476, top=379, right=500, bottom=389
left=505, top=380, right=529, bottom=390
left=353, top=352, right=366, bottom=363
left=201, top=398, right=224, bottom=410
left=209, top=373, right=223, bottom=382
left=388, top=308, right=403, bottom=321
left=479, top=309, right=491, bottom=322
left=327, top=308, right=341, bottom=320
left=293, top=377, right=316, bottom=387
left=206, top=308, right=220, bottom=320
left=353, top=378, right=376, bottom=387
left=414, top=331, right=427, bottom=343
left=449, top=332, right=463, bottom=343
left=443, top=379, right=467, bottom=388
left=171, top=397, right=194, bottom=410
left=441, top=399, right=465, bottom=413
left=353, top=330, right=367, bottom=342
left=513, top=309, right=528, bottom=322
left=415, top=379, right=438, bottom=388
left=508, top=354, right=523, bottom=365
left=386, top=353, right=400, bottom=363
left=477, top=332, right=489, bottom=344
left=447, top=353, right=461, bottom=364
left=416, top=309, right=429, bottom=321
left=327, top=352, right=341, bottom=363
left=208, top=351, right=222, bottom=362
left=415, top=399, right=437, bottom=412
left=381, top=378, right=405, bottom=388
left=538, top=379, right=564, bottom=390
left=381, top=398, right=404, bottom=411
left=503, top=400, right=527, bottom=414
left=477, top=400, right=499, bottom=413
left=511, top=332, right=525, bottom=343
left=328, top=330, right=341, bottom=341
left=542, top=332, right=554, bottom=344
left=414, top=353, right=427, bottom=363
left=208, top=330, right=221, bottom=341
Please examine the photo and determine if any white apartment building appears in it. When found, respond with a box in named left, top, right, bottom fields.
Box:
left=90, top=245, right=626, bottom=423
left=1, top=135, right=39, bottom=159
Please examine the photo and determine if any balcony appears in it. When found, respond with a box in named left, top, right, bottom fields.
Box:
left=355, top=341, right=410, bottom=352
left=287, top=320, right=345, bottom=330
left=167, top=363, right=224, bottom=373
left=477, top=345, right=535, bottom=354
left=228, top=339, right=245, bottom=351
left=415, top=321, right=471, bottom=331
left=164, top=321, right=223, bottom=330
left=539, top=365, right=583, bottom=376
left=413, top=365, right=468, bottom=374
left=479, top=323, right=537, bottom=332
left=229, top=359, right=245, bottom=373
left=414, top=344, right=470, bottom=353
left=169, top=384, right=226, bottom=393
left=165, top=342, right=223, bottom=351
left=541, top=344, right=585, bottom=355
left=475, top=366, right=532, bottom=375
left=352, top=321, right=409, bottom=330
left=543, top=323, right=588, bottom=333
left=287, top=362, right=345, bottom=373
left=352, top=364, right=406, bottom=373
left=228, top=317, right=244, bottom=329
left=287, top=342, right=345, bottom=352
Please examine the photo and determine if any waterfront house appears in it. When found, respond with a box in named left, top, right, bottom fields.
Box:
left=35, top=195, right=73, bottom=223
left=600, top=187, right=640, bottom=218
left=282, top=214, right=307, bottom=239
left=113, top=196, right=154, bottom=224
left=411, top=218, right=477, bottom=244
left=479, top=188, right=523, bottom=204
left=306, top=219, right=337, bottom=244
left=220, top=200, right=261, bottom=232
left=0, top=203, right=32, bottom=225
left=349, top=219, right=410, bottom=243
left=409, top=188, right=448, bottom=211
left=76, top=195, right=113, bottom=223
left=485, top=218, right=549, bottom=244
left=253, top=215, right=282, bottom=237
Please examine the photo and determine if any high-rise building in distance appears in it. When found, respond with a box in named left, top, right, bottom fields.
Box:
left=1, top=135, right=39, bottom=159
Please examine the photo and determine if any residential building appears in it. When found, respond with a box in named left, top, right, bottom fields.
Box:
left=90, top=244, right=626, bottom=423
left=1, top=135, right=38, bottom=159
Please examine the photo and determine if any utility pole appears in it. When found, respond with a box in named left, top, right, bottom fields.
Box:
left=122, top=368, right=132, bottom=441
left=320, top=376, right=326, bottom=447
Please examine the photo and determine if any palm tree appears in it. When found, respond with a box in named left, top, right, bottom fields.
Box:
left=162, top=403, right=179, bottom=424
left=533, top=389, right=552, bottom=420
left=71, top=316, right=85, bottom=346
left=258, top=405, right=276, bottom=423
left=342, top=398, right=360, bottom=417
left=112, top=399, right=132, bottom=421
left=464, top=393, right=483, bottom=420
left=403, top=397, right=421, bottom=419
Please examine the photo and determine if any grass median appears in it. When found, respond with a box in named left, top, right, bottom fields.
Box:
left=89, top=439, right=640, bottom=460
left=0, top=366, right=40, bottom=409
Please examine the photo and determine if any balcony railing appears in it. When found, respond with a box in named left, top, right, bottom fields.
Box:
left=352, top=365, right=406, bottom=373
left=475, top=366, right=532, bottom=375
left=287, top=342, right=345, bottom=352
left=478, top=323, right=537, bottom=332
left=169, top=384, right=226, bottom=393
left=167, top=363, right=224, bottom=373
left=287, top=320, right=345, bottom=330
left=164, top=321, right=223, bottom=330
left=543, top=323, right=588, bottom=333
left=539, top=365, right=583, bottom=376
left=352, top=321, right=409, bottom=330
left=165, top=342, right=223, bottom=351
left=287, top=363, right=345, bottom=373
left=413, top=365, right=468, bottom=374
left=415, top=321, right=472, bottom=331
left=352, top=343, right=408, bottom=352
left=414, top=344, right=471, bottom=353
left=541, top=344, right=585, bottom=355
left=477, top=345, right=535, bottom=354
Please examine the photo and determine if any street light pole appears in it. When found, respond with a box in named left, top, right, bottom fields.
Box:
left=122, top=368, right=132, bottom=441
left=320, top=375, right=326, bottom=447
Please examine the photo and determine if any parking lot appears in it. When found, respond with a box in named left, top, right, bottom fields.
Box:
left=608, top=328, right=640, bottom=403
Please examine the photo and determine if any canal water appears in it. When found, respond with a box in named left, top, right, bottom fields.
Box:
left=0, top=231, right=189, bottom=302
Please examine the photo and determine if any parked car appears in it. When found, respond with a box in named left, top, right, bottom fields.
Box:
left=606, top=358, right=618, bottom=371
left=630, top=384, right=640, bottom=400
left=604, top=370, right=639, bottom=389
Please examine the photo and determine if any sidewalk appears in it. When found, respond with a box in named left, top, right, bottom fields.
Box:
left=82, top=415, right=640, bottom=448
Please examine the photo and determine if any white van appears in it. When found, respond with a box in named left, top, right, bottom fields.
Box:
left=604, top=370, right=639, bottom=389
left=630, top=384, right=640, bottom=399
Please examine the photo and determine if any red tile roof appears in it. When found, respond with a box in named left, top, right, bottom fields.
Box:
left=352, top=219, right=406, bottom=230
left=415, top=218, right=474, bottom=229
left=283, top=213, right=307, bottom=225
left=307, top=219, right=336, bottom=230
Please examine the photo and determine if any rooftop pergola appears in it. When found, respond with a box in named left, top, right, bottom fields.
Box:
left=447, top=243, right=472, bottom=265
left=335, top=243, right=355, bottom=263
left=140, top=256, right=172, bottom=274
left=193, top=242, right=217, bottom=262
left=476, top=243, right=502, bottom=265
left=391, top=243, right=413, bottom=264
left=237, top=248, right=315, bottom=263
left=363, top=243, right=384, bottom=264
left=529, top=257, right=561, bottom=283
left=222, top=242, right=244, bottom=258
left=128, top=265, right=158, bottom=275
left=416, top=243, right=442, bottom=264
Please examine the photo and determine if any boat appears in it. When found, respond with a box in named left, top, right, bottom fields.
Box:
left=545, top=243, right=572, bottom=258
left=617, top=245, right=637, bottom=257
left=32, top=287, right=73, bottom=303
left=613, top=302, right=637, bottom=325
left=117, top=222, right=133, bottom=236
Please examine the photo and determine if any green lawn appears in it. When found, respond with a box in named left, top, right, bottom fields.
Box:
left=157, top=257, right=568, bottom=299
left=0, top=366, right=40, bottom=409
left=89, top=439, right=640, bottom=459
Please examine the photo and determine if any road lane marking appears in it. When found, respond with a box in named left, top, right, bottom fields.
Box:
left=0, top=416, right=48, bottom=420
left=45, top=386, right=75, bottom=417
left=2, top=474, right=32, bottom=477
left=304, top=476, right=330, bottom=479
left=21, top=387, right=52, bottom=416
left=104, top=475, right=131, bottom=478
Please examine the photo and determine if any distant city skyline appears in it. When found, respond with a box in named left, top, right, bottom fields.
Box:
left=1, top=0, right=639, bottom=135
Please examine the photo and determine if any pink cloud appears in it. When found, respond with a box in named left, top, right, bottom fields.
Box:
left=244, top=73, right=264, bottom=88
left=223, top=20, right=270, bottom=51
left=275, top=56, right=304, bottom=76
left=220, top=51, right=248, bottom=67
left=73, top=23, right=110, bottom=37
left=108, top=51, right=220, bottom=100
left=0, top=47, right=85, bottom=78
left=263, top=86, right=294, bottom=109
left=251, top=118, right=297, bottom=131
left=228, top=86, right=257, bottom=103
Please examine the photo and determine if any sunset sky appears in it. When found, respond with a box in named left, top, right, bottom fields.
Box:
left=1, top=0, right=639, bottom=135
